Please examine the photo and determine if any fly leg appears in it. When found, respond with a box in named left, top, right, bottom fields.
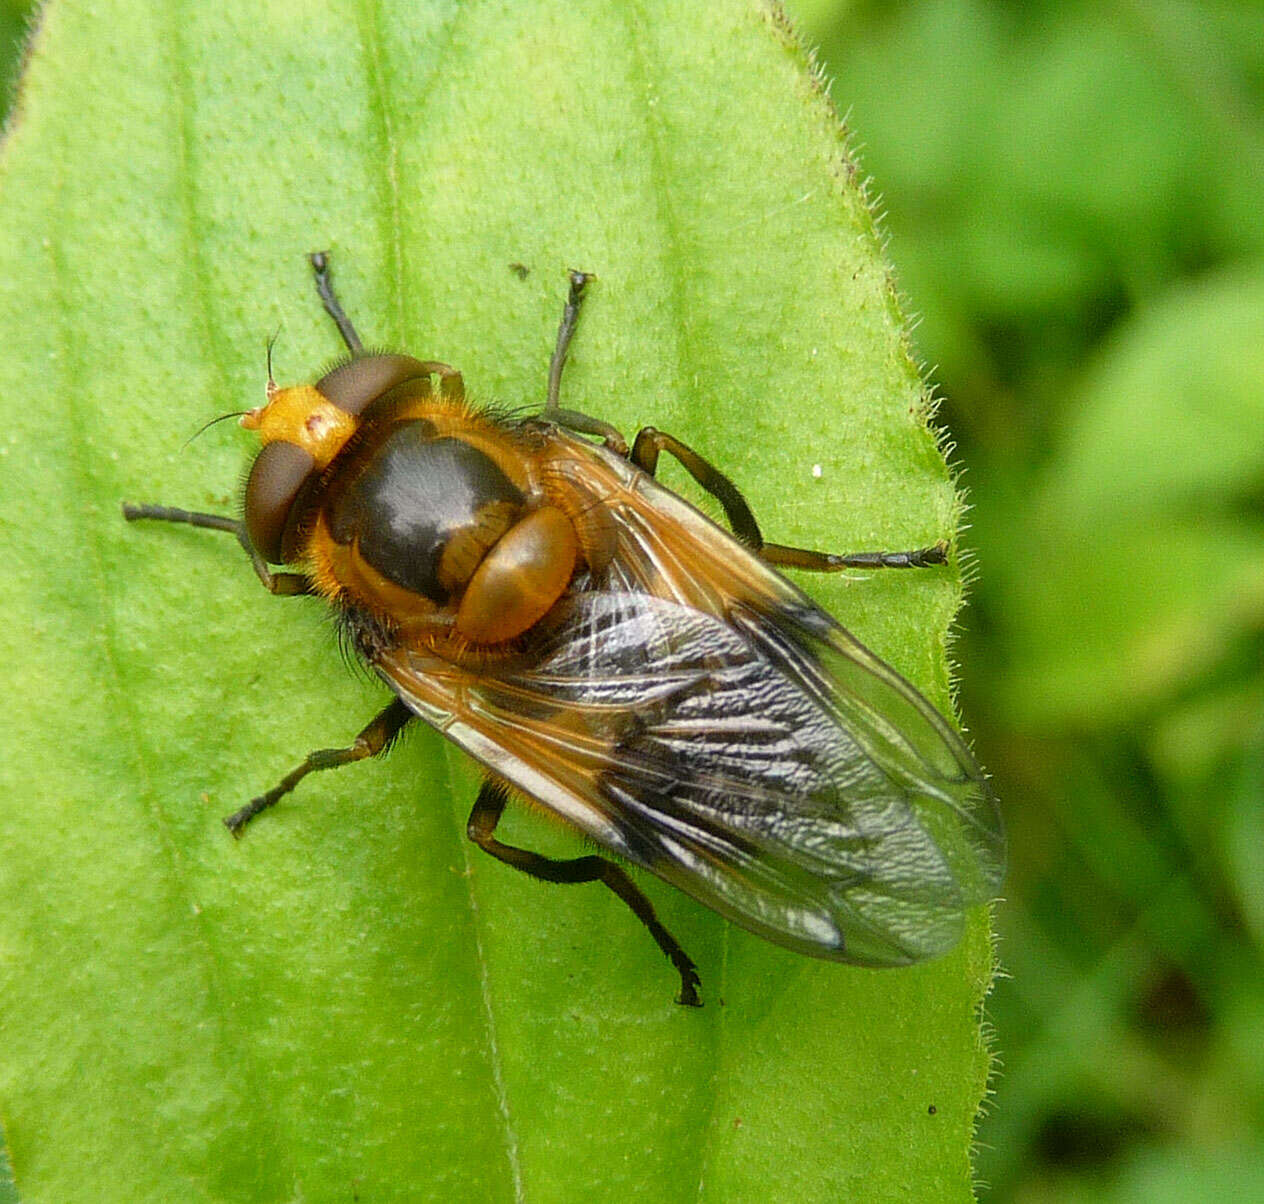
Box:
left=467, top=779, right=703, bottom=1007
left=309, top=250, right=364, bottom=354
left=630, top=428, right=763, bottom=546
left=629, top=429, right=949, bottom=569
left=541, top=270, right=629, bottom=454
left=758, top=541, right=948, bottom=570
left=224, top=699, right=414, bottom=837
left=121, top=504, right=313, bottom=595
left=537, top=268, right=943, bottom=567
left=308, top=252, right=466, bottom=401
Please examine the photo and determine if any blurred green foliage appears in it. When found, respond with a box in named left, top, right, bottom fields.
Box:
left=797, top=0, right=1264, bottom=1200
left=0, top=1, right=31, bottom=119
left=2, top=0, right=1259, bottom=1198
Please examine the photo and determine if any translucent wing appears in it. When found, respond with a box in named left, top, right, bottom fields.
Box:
left=375, top=432, right=1004, bottom=965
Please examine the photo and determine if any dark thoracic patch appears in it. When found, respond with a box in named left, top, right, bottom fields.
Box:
left=326, top=423, right=525, bottom=602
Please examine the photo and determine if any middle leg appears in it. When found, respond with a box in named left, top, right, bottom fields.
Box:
left=224, top=698, right=414, bottom=836
left=629, top=428, right=948, bottom=570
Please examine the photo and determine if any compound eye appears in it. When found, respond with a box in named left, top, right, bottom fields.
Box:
left=244, top=440, right=315, bottom=563
left=316, top=355, right=432, bottom=416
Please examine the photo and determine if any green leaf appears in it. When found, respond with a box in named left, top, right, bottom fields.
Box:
left=0, top=2, right=993, bottom=1199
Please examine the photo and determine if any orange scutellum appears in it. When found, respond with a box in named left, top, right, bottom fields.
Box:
left=240, top=384, right=359, bottom=469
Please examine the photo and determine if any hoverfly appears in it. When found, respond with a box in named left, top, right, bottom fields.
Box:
left=124, top=254, right=1003, bottom=1006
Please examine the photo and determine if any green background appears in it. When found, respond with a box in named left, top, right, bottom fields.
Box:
left=4, top=0, right=1259, bottom=1199
left=0, top=1, right=994, bottom=1201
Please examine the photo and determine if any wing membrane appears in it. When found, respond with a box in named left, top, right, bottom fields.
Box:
left=376, top=433, right=1003, bottom=965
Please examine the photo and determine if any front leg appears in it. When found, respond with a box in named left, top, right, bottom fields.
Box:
left=121, top=503, right=312, bottom=595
